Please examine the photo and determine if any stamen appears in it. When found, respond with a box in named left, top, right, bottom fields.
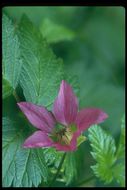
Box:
left=50, top=124, right=76, bottom=145
left=61, top=135, right=70, bottom=145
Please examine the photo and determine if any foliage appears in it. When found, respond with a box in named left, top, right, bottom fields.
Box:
left=88, top=116, right=125, bottom=187
left=2, top=7, right=125, bottom=187
left=2, top=78, right=13, bottom=99
left=40, top=18, right=75, bottom=43
left=116, top=114, right=125, bottom=159
left=43, top=149, right=78, bottom=186
left=2, top=117, right=48, bottom=187
left=63, top=152, right=77, bottom=185
left=2, top=14, right=22, bottom=90
left=18, top=15, right=64, bottom=108
left=2, top=13, right=79, bottom=187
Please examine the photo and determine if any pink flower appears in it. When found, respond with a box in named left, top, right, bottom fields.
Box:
left=17, top=80, right=108, bottom=152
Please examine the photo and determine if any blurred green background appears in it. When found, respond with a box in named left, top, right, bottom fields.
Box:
left=3, top=6, right=125, bottom=187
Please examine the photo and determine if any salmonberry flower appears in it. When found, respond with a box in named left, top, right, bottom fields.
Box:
left=17, top=80, right=108, bottom=152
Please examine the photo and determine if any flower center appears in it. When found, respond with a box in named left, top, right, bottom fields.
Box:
left=49, top=124, right=77, bottom=145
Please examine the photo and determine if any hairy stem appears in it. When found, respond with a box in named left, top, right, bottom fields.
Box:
left=50, top=152, right=66, bottom=187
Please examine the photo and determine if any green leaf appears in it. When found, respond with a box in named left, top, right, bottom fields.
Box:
left=88, top=124, right=125, bottom=186
left=18, top=15, right=64, bottom=108
left=112, top=163, right=125, bottom=187
left=2, top=13, right=22, bottom=89
left=77, top=135, right=87, bottom=147
left=44, top=148, right=63, bottom=168
left=2, top=117, right=48, bottom=187
left=116, top=114, right=125, bottom=159
left=115, top=114, right=125, bottom=186
left=63, top=152, right=77, bottom=185
left=43, top=148, right=64, bottom=183
left=40, top=18, right=75, bottom=44
left=44, top=149, right=78, bottom=186
left=88, top=125, right=116, bottom=184
left=2, top=78, right=13, bottom=99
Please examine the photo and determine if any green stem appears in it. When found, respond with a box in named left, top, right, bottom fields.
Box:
left=13, top=90, right=20, bottom=102
left=50, top=152, right=66, bottom=187
left=76, top=175, right=95, bottom=186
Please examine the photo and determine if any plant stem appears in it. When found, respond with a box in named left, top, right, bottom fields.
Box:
left=13, top=90, right=20, bottom=102
left=76, top=175, right=95, bottom=187
left=50, top=152, right=66, bottom=187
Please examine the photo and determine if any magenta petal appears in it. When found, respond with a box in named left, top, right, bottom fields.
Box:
left=75, top=108, right=108, bottom=131
left=23, top=131, right=53, bottom=148
left=17, top=102, right=56, bottom=133
left=54, top=142, right=76, bottom=152
left=53, top=80, right=78, bottom=126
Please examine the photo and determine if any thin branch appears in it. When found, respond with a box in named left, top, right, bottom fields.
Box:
left=50, top=152, right=66, bottom=187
